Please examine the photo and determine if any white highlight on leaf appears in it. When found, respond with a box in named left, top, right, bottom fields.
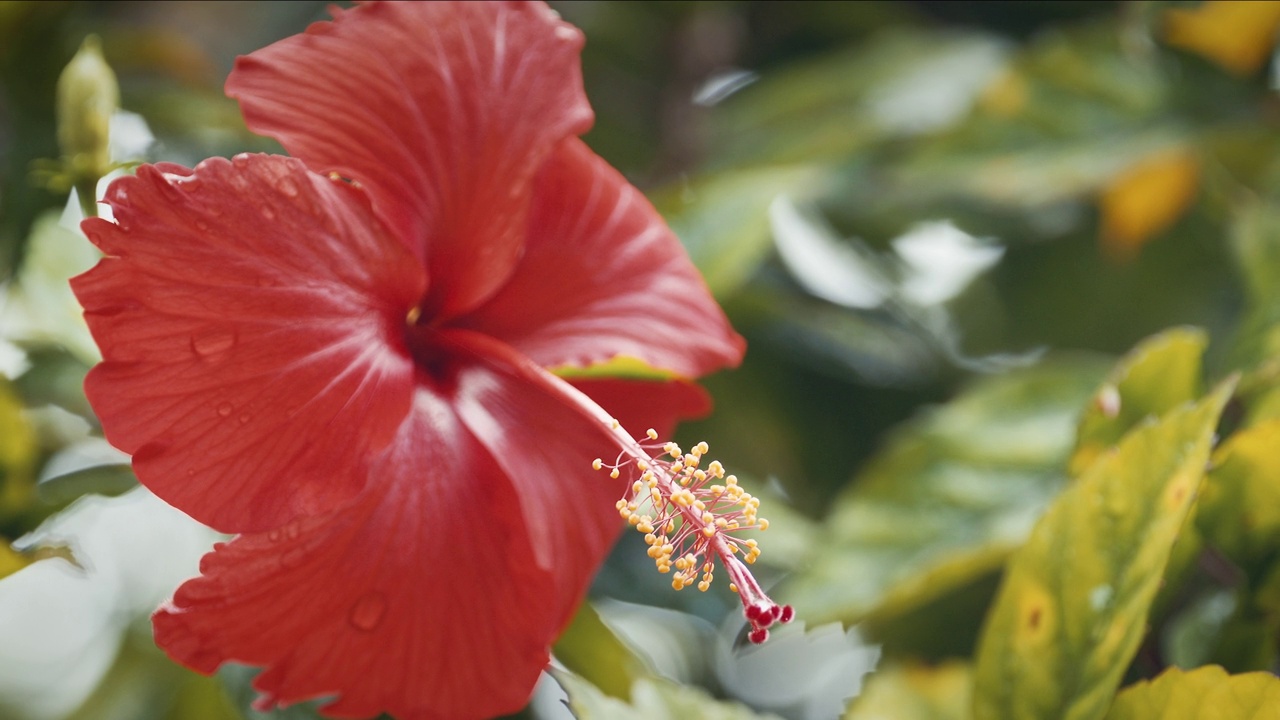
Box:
left=892, top=220, right=1004, bottom=306
left=770, top=195, right=891, bottom=310
left=0, top=488, right=218, bottom=720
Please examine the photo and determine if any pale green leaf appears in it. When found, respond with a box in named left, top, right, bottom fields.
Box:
left=555, top=670, right=781, bottom=720
left=1197, top=419, right=1280, bottom=573
left=972, top=381, right=1233, bottom=720
left=1070, top=327, right=1206, bottom=476
left=1105, top=665, right=1280, bottom=720
left=845, top=661, right=973, bottom=720
left=652, top=165, right=823, bottom=297
left=553, top=602, right=648, bottom=701
left=783, top=356, right=1110, bottom=625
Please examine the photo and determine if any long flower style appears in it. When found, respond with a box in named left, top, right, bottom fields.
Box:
left=70, top=2, right=784, bottom=718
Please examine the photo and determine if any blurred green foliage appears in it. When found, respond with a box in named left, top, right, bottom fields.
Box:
left=8, top=1, right=1280, bottom=719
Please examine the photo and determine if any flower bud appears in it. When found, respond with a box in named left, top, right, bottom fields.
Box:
left=57, top=36, right=118, bottom=184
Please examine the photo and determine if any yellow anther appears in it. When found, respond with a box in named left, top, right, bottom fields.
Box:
left=665, top=520, right=675, bottom=533
left=696, top=441, right=709, bottom=455
left=708, top=461, right=724, bottom=477
left=710, top=485, right=725, bottom=496
left=609, top=468, right=620, bottom=479
left=658, top=564, right=671, bottom=574
left=716, top=518, right=728, bottom=528
left=637, top=460, right=649, bottom=471
left=672, top=577, right=686, bottom=591
left=615, top=499, right=627, bottom=510
left=698, top=581, right=710, bottom=592
left=745, top=539, right=758, bottom=549
left=592, top=458, right=603, bottom=470
left=627, top=502, right=638, bottom=511
left=745, top=553, right=757, bottom=564
left=644, top=533, right=657, bottom=545
left=647, top=545, right=662, bottom=558
left=611, top=419, right=620, bottom=429
left=726, top=475, right=738, bottom=486
left=632, top=480, right=643, bottom=494
left=693, top=469, right=707, bottom=482
left=637, top=521, right=654, bottom=534
left=729, top=583, right=739, bottom=594
left=628, top=514, right=641, bottom=526
left=684, top=454, right=700, bottom=468
left=701, top=512, right=715, bottom=524
left=759, top=518, right=770, bottom=530
left=703, top=526, right=716, bottom=537
left=693, top=500, right=706, bottom=512
left=671, top=461, right=684, bottom=474
left=647, top=428, right=659, bottom=440
left=650, top=488, right=662, bottom=504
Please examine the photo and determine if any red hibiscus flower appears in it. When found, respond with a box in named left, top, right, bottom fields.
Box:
left=72, top=2, right=756, bottom=718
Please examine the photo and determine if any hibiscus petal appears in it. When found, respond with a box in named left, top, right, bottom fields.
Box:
left=155, top=385, right=597, bottom=720
left=569, top=377, right=712, bottom=442
left=73, top=155, right=423, bottom=533
left=440, top=329, right=683, bottom=593
left=458, top=138, right=746, bottom=379
left=226, top=1, right=593, bottom=320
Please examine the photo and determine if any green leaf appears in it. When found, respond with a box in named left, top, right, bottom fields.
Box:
left=0, top=377, right=37, bottom=524
left=1, top=210, right=102, bottom=366
left=1197, top=419, right=1280, bottom=574
left=652, top=165, right=823, bottom=298
left=972, top=380, right=1234, bottom=720
left=554, top=670, right=781, bottom=720
left=783, top=356, right=1110, bottom=625
left=1070, top=327, right=1207, bottom=476
left=553, top=602, right=648, bottom=701
left=1105, top=665, right=1280, bottom=719
left=37, top=463, right=137, bottom=504
left=845, top=661, right=973, bottom=720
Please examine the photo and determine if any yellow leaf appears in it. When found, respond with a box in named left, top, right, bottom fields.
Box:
left=1099, top=148, right=1200, bottom=262
left=1165, top=1, right=1280, bottom=75
left=0, top=540, right=32, bottom=581
left=1106, top=665, right=1280, bottom=719
left=973, top=381, right=1233, bottom=720
left=846, top=661, right=972, bottom=720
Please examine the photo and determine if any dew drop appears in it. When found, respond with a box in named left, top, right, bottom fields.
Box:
left=261, top=205, right=276, bottom=220
left=268, top=528, right=282, bottom=542
left=191, top=329, right=237, bottom=359
left=279, top=177, right=300, bottom=198
left=238, top=413, right=251, bottom=424
left=217, top=402, right=233, bottom=417
left=349, top=592, right=387, bottom=631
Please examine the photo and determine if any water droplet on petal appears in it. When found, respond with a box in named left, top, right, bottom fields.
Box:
left=350, top=592, right=387, bottom=631
left=217, top=402, right=233, bottom=417
left=238, top=413, right=251, bottom=424
left=261, top=205, right=276, bottom=220
left=191, top=329, right=237, bottom=359
left=278, top=177, right=300, bottom=198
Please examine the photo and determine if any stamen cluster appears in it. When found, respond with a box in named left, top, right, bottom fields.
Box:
left=594, top=427, right=794, bottom=644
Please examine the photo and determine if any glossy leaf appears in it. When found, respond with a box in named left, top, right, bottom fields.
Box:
left=552, top=602, right=647, bottom=701
left=1105, top=665, right=1280, bottom=719
left=1070, top=327, right=1206, bottom=476
left=1197, top=419, right=1280, bottom=574
left=783, top=356, right=1110, bottom=625
left=652, top=165, right=823, bottom=297
left=972, top=381, right=1233, bottom=720
left=845, top=661, right=973, bottom=720
left=555, top=670, right=781, bottom=720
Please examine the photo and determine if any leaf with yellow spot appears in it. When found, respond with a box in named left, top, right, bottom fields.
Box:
left=1105, top=665, right=1280, bottom=719
left=1070, top=327, right=1206, bottom=476
left=1165, top=1, right=1280, bottom=75
left=1098, top=147, right=1200, bottom=263
left=845, top=661, right=972, bottom=720
left=973, top=380, right=1234, bottom=720
left=555, top=669, right=782, bottom=720
left=1197, top=419, right=1280, bottom=575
